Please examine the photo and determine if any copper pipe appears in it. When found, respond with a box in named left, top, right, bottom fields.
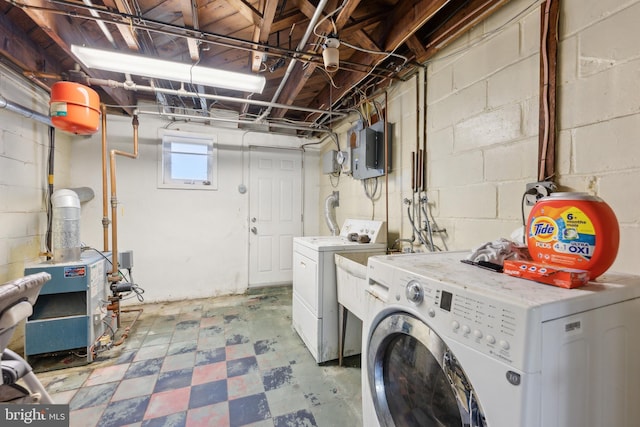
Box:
left=384, top=91, right=389, bottom=248
left=101, top=103, right=110, bottom=251
left=108, top=115, right=139, bottom=282
left=114, top=308, right=143, bottom=346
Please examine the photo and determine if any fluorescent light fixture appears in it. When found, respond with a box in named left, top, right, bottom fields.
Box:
left=71, top=45, right=266, bottom=94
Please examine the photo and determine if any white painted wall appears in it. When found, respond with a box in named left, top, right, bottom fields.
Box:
left=320, top=0, right=640, bottom=276
left=0, top=64, right=73, bottom=282
left=69, top=114, right=320, bottom=303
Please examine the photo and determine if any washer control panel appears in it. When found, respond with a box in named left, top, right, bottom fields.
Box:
left=400, top=275, right=527, bottom=367
left=340, top=219, right=386, bottom=243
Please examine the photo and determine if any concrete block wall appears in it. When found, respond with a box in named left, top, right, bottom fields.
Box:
left=556, top=0, right=640, bottom=273
left=424, top=0, right=542, bottom=251
left=319, top=0, right=640, bottom=275
left=0, top=64, right=73, bottom=282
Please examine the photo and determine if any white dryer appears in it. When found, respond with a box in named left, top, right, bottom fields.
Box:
left=292, top=219, right=386, bottom=363
left=363, top=251, right=640, bottom=427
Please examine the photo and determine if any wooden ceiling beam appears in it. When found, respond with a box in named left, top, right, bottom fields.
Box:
left=0, top=12, right=65, bottom=79
left=383, top=0, right=450, bottom=51
left=423, top=0, right=510, bottom=58
left=270, top=0, right=364, bottom=118
left=179, top=0, right=201, bottom=61
left=251, top=0, right=279, bottom=72
left=18, top=0, right=136, bottom=114
left=103, top=0, right=139, bottom=50
left=224, top=0, right=261, bottom=25
left=307, top=0, right=451, bottom=121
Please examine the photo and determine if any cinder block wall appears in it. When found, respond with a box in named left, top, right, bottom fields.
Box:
left=319, top=0, right=640, bottom=275
left=0, top=64, right=73, bottom=282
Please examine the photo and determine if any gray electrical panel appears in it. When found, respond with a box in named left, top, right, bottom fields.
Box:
left=322, top=150, right=340, bottom=174
left=351, top=121, right=393, bottom=180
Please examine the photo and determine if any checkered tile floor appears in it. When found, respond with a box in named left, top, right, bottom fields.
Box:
left=34, top=286, right=362, bottom=427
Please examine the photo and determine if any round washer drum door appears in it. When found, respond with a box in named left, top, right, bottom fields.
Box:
left=368, top=312, right=487, bottom=427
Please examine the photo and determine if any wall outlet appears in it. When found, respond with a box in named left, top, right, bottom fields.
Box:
left=525, top=181, right=557, bottom=206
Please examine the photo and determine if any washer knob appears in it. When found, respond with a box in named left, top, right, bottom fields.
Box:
left=499, top=340, right=510, bottom=350
left=462, top=325, right=471, bottom=335
left=485, top=335, right=496, bottom=344
left=473, top=329, right=483, bottom=339
left=405, top=281, right=424, bottom=304
left=427, top=308, right=436, bottom=318
left=452, top=321, right=460, bottom=331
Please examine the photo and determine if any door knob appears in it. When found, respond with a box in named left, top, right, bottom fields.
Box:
left=251, top=227, right=258, bottom=234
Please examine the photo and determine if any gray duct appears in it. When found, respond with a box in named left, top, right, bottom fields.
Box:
left=324, top=191, right=340, bottom=236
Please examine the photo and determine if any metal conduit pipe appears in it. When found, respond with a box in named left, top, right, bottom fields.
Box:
left=100, top=103, right=110, bottom=252
left=108, top=115, right=139, bottom=284
left=87, top=77, right=346, bottom=118
left=255, top=0, right=330, bottom=122
left=0, top=95, right=52, bottom=126
left=134, top=108, right=332, bottom=134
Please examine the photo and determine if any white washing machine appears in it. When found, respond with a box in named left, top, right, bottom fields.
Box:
left=292, top=219, right=387, bottom=363
left=362, top=251, right=640, bottom=427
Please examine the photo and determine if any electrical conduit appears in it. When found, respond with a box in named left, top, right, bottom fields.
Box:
left=255, top=0, right=330, bottom=122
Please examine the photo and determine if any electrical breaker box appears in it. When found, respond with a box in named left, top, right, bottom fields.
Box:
left=351, top=121, right=392, bottom=180
left=322, top=150, right=340, bottom=174
left=24, top=251, right=112, bottom=364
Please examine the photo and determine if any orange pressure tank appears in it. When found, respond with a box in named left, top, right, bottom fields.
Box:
left=527, top=192, right=619, bottom=280
left=49, top=81, right=100, bottom=135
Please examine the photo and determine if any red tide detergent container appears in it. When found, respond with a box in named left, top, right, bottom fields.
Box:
left=49, top=81, right=100, bottom=135
left=527, top=192, right=619, bottom=280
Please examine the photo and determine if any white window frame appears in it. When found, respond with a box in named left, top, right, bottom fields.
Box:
left=157, top=131, right=218, bottom=190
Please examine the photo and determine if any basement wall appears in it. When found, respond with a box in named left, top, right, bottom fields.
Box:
left=320, top=0, right=640, bottom=275
left=0, top=64, right=73, bottom=283
left=69, top=114, right=320, bottom=303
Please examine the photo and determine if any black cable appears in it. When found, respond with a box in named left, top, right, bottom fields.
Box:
left=81, top=246, right=126, bottom=278
left=45, top=126, right=55, bottom=257
left=80, top=247, right=145, bottom=301
left=521, top=188, right=538, bottom=228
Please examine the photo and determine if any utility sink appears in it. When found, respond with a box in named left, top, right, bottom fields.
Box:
left=335, top=252, right=380, bottom=320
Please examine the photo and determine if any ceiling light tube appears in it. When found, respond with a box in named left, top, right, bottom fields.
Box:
left=71, top=45, right=266, bottom=94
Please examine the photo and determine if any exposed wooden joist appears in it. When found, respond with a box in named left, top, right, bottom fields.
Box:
left=251, top=0, right=279, bottom=72
left=103, top=0, right=139, bottom=50
left=225, top=0, right=261, bottom=25
left=270, top=0, right=364, bottom=118
left=423, top=0, right=510, bottom=58
left=383, top=0, right=451, bottom=51
left=0, top=12, right=65, bottom=79
left=18, top=0, right=136, bottom=114
left=308, top=0, right=450, bottom=120
left=405, top=34, right=428, bottom=64
left=181, top=0, right=201, bottom=61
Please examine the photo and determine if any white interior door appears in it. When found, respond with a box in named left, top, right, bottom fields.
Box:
left=249, top=147, right=303, bottom=287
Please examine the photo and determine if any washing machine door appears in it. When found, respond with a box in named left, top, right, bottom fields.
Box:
left=368, top=312, right=486, bottom=427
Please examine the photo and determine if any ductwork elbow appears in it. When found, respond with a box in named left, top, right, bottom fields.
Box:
left=324, top=192, right=340, bottom=236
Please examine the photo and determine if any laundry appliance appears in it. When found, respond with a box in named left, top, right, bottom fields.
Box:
left=363, top=251, right=640, bottom=427
left=292, top=219, right=386, bottom=363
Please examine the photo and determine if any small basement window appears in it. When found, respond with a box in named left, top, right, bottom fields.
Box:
left=158, top=131, right=217, bottom=190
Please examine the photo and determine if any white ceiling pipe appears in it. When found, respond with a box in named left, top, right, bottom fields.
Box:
left=135, top=108, right=332, bottom=134
left=87, top=77, right=346, bottom=118
left=255, top=0, right=331, bottom=122
left=0, top=95, right=52, bottom=126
